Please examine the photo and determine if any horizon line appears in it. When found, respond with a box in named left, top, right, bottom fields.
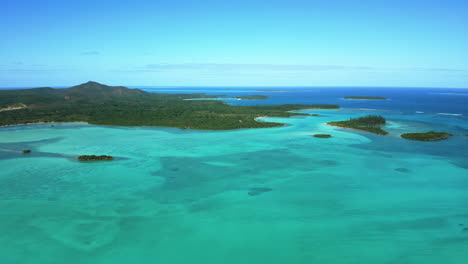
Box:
left=0, top=84, right=467, bottom=90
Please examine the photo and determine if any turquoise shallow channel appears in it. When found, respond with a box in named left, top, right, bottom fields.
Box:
left=1, top=87, right=468, bottom=264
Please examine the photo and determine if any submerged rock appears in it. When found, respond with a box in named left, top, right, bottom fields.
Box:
left=320, top=160, right=339, bottom=166
left=248, top=187, right=272, bottom=196
left=463, top=227, right=468, bottom=232
left=78, top=155, right=113, bottom=161
left=395, top=168, right=410, bottom=173
left=313, top=134, right=332, bottom=138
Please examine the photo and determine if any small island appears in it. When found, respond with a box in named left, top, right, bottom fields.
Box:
left=22, top=149, right=31, bottom=154
left=232, top=95, right=268, bottom=100
left=78, top=155, right=114, bottom=161
left=400, top=131, right=452, bottom=141
left=328, top=115, right=388, bottom=135
left=311, top=114, right=320, bottom=116
left=344, top=96, right=388, bottom=100
left=313, top=134, right=332, bottom=138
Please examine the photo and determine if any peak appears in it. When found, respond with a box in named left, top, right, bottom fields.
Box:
left=65, top=81, right=148, bottom=98
left=84, top=81, right=102, bottom=85
left=70, top=81, right=108, bottom=89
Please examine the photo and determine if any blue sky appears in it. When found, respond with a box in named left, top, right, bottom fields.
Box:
left=1, top=0, right=467, bottom=87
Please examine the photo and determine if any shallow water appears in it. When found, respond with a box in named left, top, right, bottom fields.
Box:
left=0, top=87, right=467, bottom=263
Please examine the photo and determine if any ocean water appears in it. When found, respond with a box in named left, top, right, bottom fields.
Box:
left=0, top=87, right=467, bottom=264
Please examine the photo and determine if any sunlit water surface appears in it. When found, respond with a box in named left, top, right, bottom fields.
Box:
left=0, top=87, right=467, bottom=263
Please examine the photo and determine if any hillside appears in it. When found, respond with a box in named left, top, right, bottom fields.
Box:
left=0, top=81, right=148, bottom=107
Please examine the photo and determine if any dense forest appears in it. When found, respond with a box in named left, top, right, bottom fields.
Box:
left=0, top=82, right=339, bottom=130
left=328, top=115, right=388, bottom=135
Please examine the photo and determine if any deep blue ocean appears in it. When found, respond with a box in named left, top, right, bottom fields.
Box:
left=138, top=86, right=468, bottom=115
left=0, top=86, right=467, bottom=264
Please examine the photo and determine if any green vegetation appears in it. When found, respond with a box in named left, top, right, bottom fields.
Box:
left=0, top=81, right=339, bottom=130
left=400, top=131, right=452, bottom=141
left=78, top=155, right=114, bottom=161
left=344, top=96, right=387, bottom=100
left=22, top=149, right=31, bottom=154
left=232, top=95, right=268, bottom=100
left=313, top=134, right=332, bottom=138
left=311, top=114, right=320, bottom=116
left=328, top=115, right=388, bottom=135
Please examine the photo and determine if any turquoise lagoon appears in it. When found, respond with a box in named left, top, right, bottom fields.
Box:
left=0, top=88, right=467, bottom=263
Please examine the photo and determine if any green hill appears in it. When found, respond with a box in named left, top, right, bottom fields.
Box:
left=0, top=81, right=149, bottom=107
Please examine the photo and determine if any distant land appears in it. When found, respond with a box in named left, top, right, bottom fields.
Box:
left=0, top=81, right=339, bottom=130
left=344, top=96, right=388, bottom=100
left=256, top=89, right=286, bottom=92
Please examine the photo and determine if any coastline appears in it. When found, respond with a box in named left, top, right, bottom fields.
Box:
left=254, top=116, right=268, bottom=121
left=0, top=121, right=89, bottom=128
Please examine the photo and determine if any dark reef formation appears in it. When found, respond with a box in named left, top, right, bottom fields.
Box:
left=395, top=168, right=410, bottom=173
left=78, top=155, right=114, bottom=161
left=248, top=187, right=272, bottom=196
left=313, top=134, right=332, bottom=138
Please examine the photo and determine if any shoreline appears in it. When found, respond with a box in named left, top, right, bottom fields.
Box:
left=0, top=119, right=283, bottom=131
left=254, top=116, right=268, bottom=121
left=0, top=121, right=88, bottom=128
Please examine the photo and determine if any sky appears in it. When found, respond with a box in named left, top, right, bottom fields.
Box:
left=1, top=0, right=467, bottom=88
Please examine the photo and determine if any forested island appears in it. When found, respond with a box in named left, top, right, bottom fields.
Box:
left=0, top=81, right=339, bottom=130
left=400, top=132, right=452, bottom=141
left=344, top=96, right=388, bottom=100
left=328, top=115, right=388, bottom=135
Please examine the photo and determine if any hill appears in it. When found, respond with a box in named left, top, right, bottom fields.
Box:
left=0, top=81, right=148, bottom=107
